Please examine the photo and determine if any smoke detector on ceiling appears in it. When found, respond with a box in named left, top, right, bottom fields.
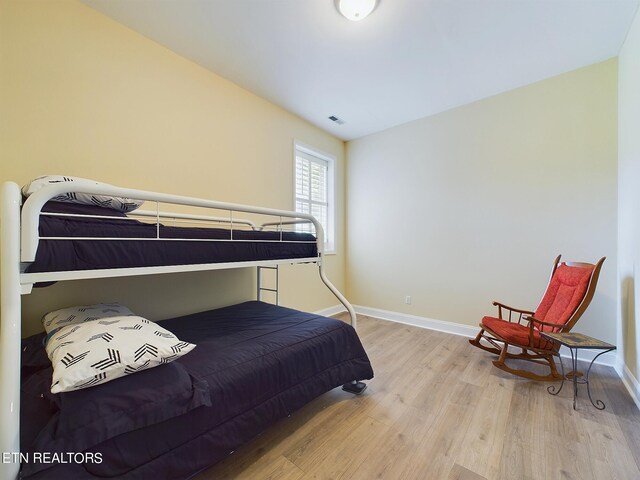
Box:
left=328, top=115, right=346, bottom=125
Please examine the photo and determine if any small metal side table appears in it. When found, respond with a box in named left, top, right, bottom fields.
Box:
left=540, top=332, right=616, bottom=410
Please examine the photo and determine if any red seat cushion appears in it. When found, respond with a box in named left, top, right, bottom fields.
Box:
left=481, top=316, right=549, bottom=349
left=533, top=263, right=593, bottom=331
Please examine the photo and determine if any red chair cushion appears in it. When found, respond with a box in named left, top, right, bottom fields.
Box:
left=533, top=263, right=593, bottom=331
left=481, top=316, right=549, bottom=349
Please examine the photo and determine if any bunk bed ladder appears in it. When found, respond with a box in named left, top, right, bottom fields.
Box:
left=257, top=265, right=279, bottom=305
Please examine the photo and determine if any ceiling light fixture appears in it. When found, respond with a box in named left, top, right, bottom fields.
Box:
left=335, top=0, right=378, bottom=22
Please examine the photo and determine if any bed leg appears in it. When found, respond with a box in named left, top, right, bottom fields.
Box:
left=342, top=380, right=367, bottom=395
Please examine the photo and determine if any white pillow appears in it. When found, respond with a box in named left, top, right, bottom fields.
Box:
left=46, top=316, right=196, bottom=393
left=22, top=175, right=143, bottom=213
left=42, top=303, right=136, bottom=333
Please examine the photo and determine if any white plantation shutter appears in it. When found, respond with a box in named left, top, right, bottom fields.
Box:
left=294, top=144, right=335, bottom=252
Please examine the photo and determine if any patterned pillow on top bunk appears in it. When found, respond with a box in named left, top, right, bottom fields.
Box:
left=22, top=175, right=144, bottom=213
left=42, top=304, right=196, bottom=393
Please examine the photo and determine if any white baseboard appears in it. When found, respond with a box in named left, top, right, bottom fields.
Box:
left=347, top=304, right=617, bottom=367
left=353, top=304, right=478, bottom=338
left=617, top=362, right=640, bottom=412
left=313, top=304, right=347, bottom=317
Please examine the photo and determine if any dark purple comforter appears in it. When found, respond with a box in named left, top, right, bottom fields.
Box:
left=27, top=204, right=317, bottom=273
left=20, top=301, right=373, bottom=479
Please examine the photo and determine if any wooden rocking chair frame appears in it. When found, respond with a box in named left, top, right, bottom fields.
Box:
left=469, top=255, right=605, bottom=381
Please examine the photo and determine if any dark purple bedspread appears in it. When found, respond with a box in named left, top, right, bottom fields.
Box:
left=20, top=301, right=373, bottom=479
left=27, top=213, right=317, bottom=273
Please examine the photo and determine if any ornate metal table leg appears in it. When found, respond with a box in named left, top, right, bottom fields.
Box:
left=547, top=350, right=565, bottom=396
left=570, top=347, right=579, bottom=410
left=584, top=348, right=615, bottom=410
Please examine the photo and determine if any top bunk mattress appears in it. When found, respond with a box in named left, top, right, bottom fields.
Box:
left=26, top=204, right=318, bottom=273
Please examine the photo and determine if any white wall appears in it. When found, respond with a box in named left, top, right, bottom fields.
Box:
left=346, top=59, right=618, bottom=344
left=618, top=8, right=640, bottom=380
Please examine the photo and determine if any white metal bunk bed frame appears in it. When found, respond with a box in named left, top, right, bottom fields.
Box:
left=0, top=180, right=357, bottom=480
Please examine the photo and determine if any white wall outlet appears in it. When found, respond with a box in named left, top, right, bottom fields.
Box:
left=405, top=295, right=411, bottom=305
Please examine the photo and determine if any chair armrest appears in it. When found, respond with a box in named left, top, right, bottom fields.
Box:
left=492, top=301, right=534, bottom=322
left=524, top=316, right=563, bottom=329
left=523, top=315, right=564, bottom=347
left=492, top=301, right=534, bottom=314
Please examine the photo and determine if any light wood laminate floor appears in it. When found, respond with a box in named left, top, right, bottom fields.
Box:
left=196, top=314, right=640, bottom=480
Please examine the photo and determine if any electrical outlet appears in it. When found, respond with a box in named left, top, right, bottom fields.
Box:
left=405, top=295, right=411, bottom=305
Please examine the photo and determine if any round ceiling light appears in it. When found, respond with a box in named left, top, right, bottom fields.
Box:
left=336, top=0, right=378, bottom=22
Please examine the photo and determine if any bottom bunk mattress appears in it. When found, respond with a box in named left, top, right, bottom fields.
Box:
left=19, top=301, right=374, bottom=479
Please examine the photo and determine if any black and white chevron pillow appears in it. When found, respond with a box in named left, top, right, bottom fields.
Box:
left=42, top=303, right=137, bottom=332
left=45, top=316, right=195, bottom=393
left=22, top=175, right=143, bottom=213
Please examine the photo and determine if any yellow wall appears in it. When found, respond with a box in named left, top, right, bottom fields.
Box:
left=0, top=0, right=346, bottom=336
left=346, top=59, right=618, bottom=344
left=618, top=9, right=640, bottom=382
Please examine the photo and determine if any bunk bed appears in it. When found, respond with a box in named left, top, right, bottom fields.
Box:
left=0, top=179, right=373, bottom=479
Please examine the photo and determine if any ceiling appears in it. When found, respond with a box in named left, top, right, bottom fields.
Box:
left=82, top=0, right=639, bottom=141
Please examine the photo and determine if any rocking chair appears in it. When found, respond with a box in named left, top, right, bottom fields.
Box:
left=469, top=255, right=605, bottom=381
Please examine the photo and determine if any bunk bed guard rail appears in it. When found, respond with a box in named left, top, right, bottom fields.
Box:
left=0, top=180, right=357, bottom=480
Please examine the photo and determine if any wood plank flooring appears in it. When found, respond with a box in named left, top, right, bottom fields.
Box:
left=196, top=314, right=640, bottom=480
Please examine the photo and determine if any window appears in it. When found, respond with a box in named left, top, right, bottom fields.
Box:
left=294, top=142, right=335, bottom=253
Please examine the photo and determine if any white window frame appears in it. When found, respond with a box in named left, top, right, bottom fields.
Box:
left=293, top=141, right=336, bottom=254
